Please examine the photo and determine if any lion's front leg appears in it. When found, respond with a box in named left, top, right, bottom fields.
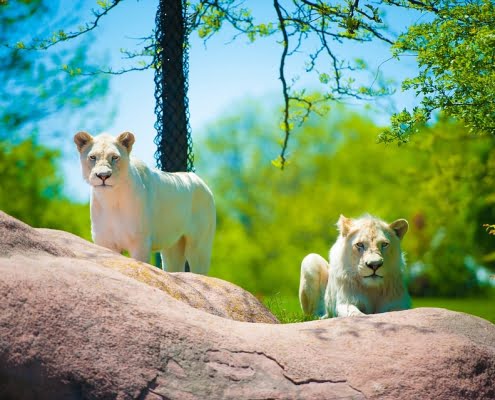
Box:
left=335, top=303, right=366, bottom=317
left=128, top=238, right=152, bottom=263
left=92, top=233, right=121, bottom=255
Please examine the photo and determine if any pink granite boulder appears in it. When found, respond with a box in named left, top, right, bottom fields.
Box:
left=0, top=211, right=494, bottom=399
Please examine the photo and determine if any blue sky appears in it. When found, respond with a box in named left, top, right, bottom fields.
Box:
left=60, top=0, right=420, bottom=201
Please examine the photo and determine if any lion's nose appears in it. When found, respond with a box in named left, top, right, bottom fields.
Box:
left=366, top=260, right=383, bottom=271
left=96, top=172, right=112, bottom=182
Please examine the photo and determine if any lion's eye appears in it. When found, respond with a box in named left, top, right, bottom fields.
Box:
left=382, top=242, right=390, bottom=249
left=89, top=155, right=96, bottom=161
left=111, top=155, right=119, bottom=161
left=355, top=242, right=365, bottom=250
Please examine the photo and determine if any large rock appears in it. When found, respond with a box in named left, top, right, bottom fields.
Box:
left=0, top=211, right=278, bottom=324
left=0, top=212, right=494, bottom=399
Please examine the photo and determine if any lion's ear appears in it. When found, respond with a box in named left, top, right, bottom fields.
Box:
left=337, top=214, right=352, bottom=237
left=74, top=131, right=93, bottom=152
left=390, top=219, right=409, bottom=240
left=116, top=131, right=135, bottom=153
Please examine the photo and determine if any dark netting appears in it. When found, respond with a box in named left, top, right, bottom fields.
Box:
left=153, top=0, right=194, bottom=173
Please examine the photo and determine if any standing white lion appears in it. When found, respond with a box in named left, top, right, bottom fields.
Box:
left=299, top=214, right=411, bottom=318
left=74, top=131, right=216, bottom=274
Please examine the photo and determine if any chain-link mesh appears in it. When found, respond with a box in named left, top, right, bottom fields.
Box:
left=153, top=0, right=194, bottom=173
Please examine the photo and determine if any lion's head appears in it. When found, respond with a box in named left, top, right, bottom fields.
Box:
left=334, top=214, right=408, bottom=288
left=74, top=131, right=135, bottom=189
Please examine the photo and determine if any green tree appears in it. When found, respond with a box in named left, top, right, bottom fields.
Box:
left=1, top=0, right=109, bottom=142
left=198, top=101, right=495, bottom=297
left=382, top=0, right=495, bottom=142
left=0, top=0, right=107, bottom=238
left=0, top=138, right=91, bottom=239
left=21, top=0, right=495, bottom=163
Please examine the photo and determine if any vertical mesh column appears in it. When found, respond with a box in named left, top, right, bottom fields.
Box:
left=153, top=0, right=194, bottom=173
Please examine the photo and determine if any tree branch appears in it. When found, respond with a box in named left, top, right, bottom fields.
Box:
left=385, top=0, right=439, bottom=14
left=20, top=0, right=123, bottom=50
left=274, top=0, right=291, bottom=169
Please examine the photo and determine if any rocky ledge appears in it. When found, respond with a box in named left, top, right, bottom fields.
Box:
left=0, top=211, right=494, bottom=399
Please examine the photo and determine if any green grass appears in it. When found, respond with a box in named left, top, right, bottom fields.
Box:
left=412, top=296, right=495, bottom=324
left=263, top=294, right=315, bottom=324
left=263, top=291, right=495, bottom=324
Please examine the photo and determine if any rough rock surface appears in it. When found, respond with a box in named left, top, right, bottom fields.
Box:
left=1, top=212, right=495, bottom=399
left=0, top=211, right=278, bottom=324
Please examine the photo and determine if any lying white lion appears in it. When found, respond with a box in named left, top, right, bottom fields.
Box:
left=299, top=214, right=411, bottom=318
left=74, top=131, right=216, bottom=274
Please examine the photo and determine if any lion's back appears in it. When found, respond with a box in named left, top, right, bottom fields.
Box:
left=128, top=163, right=215, bottom=246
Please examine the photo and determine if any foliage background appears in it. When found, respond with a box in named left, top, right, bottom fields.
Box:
left=1, top=0, right=494, bottom=322
left=0, top=0, right=107, bottom=241
left=197, top=102, right=495, bottom=299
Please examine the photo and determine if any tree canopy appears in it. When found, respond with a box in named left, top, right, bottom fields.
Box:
left=0, top=0, right=108, bottom=236
left=198, top=100, right=495, bottom=297
left=0, top=138, right=91, bottom=239
left=1, top=0, right=110, bottom=143
left=381, top=0, right=495, bottom=142
left=16, top=0, right=495, bottom=165
left=3, top=0, right=494, bottom=300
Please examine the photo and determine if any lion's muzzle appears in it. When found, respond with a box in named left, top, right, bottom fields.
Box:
left=365, top=258, right=383, bottom=272
left=96, top=171, right=112, bottom=184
